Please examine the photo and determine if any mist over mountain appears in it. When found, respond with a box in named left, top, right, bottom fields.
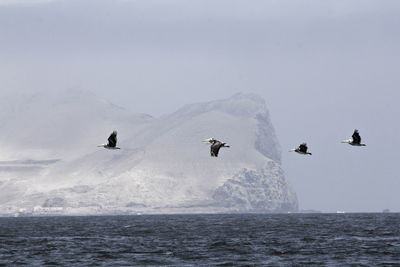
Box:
left=0, top=90, right=297, bottom=215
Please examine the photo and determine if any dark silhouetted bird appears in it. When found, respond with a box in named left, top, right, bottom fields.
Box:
left=98, top=131, right=120, bottom=149
left=341, top=129, right=366, bottom=146
left=203, top=138, right=230, bottom=157
left=289, top=143, right=312, bottom=155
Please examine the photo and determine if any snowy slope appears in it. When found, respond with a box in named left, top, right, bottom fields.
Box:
left=0, top=90, right=297, bottom=215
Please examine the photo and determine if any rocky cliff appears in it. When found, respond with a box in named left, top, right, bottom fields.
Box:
left=0, top=90, right=298, bottom=215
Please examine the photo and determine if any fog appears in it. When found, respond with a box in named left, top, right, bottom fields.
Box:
left=1, top=0, right=399, bottom=212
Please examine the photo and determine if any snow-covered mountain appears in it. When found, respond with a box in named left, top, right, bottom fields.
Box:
left=0, top=90, right=298, bottom=215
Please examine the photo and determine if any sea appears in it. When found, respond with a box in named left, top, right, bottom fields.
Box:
left=1, top=213, right=399, bottom=266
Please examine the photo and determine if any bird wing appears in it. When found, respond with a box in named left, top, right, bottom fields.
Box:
left=211, top=142, right=222, bottom=157
left=107, top=131, right=117, bottom=147
left=352, top=130, right=361, bottom=144
left=299, top=143, right=308, bottom=153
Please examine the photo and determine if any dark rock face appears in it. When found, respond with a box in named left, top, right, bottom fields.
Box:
left=43, top=197, right=67, bottom=208
left=213, top=164, right=298, bottom=212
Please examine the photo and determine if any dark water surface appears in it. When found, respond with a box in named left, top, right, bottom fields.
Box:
left=1, top=213, right=399, bottom=266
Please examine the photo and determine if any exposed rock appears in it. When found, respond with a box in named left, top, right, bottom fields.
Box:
left=0, top=90, right=298, bottom=215
left=43, top=197, right=67, bottom=208
left=213, top=166, right=297, bottom=212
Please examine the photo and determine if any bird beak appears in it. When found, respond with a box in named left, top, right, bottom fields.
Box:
left=288, top=149, right=295, bottom=152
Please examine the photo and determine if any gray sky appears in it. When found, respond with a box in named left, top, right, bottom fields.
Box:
left=1, top=0, right=399, bottom=212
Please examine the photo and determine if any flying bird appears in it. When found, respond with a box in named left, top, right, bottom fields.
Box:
left=98, top=131, right=120, bottom=149
left=341, top=129, right=366, bottom=146
left=289, top=143, right=312, bottom=155
left=203, top=138, right=230, bottom=157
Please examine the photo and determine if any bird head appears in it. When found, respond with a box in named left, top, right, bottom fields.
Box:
left=203, top=138, right=215, bottom=144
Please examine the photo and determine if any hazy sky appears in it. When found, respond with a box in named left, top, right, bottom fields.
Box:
left=1, top=0, right=399, bottom=212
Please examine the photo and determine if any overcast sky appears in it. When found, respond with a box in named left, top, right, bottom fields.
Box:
left=1, top=0, right=399, bottom=212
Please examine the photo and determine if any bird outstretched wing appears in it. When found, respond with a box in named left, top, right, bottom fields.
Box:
left=107, top=131, right=118, bottom=147
left=352, top=130, right=361, bottom=144
left=210, top=141, right=222, bottom=157
left=299, top=143, right=308, bottom=153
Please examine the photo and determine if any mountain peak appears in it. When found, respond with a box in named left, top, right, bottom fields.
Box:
left=230, top=92, right=266, bottom=103
left=171, top=93, right=267, bottom=119
left=0, top=91, right=296, bottom=215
